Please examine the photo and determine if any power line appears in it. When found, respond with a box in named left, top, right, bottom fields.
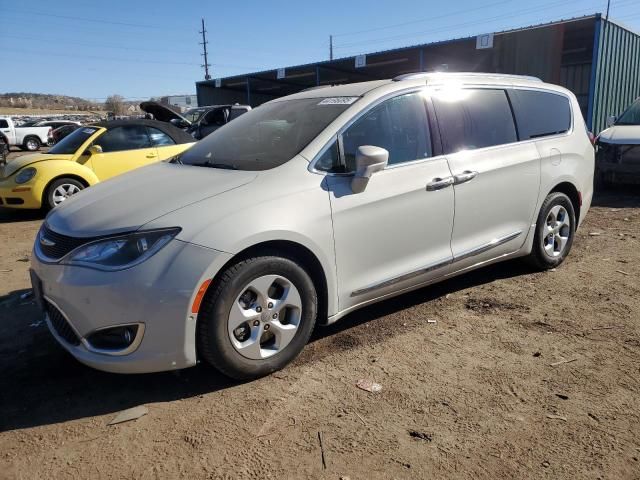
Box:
left=334, top=0, right=603, bottom=51
left=332, top=0, right=514, bottom=38
left=5, top=48, right=265, bottom=71
left=1, top=7, right=182, bottom=30
left=9, top=48, right=200, bottom=66
left=1, top=34, right=196, bottom=56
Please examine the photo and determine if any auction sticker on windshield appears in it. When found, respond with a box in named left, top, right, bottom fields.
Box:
left=318, top=97, right=359, bottom=105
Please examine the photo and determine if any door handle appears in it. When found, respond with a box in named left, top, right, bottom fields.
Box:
left=453, top=170, right=478, bottom=185
left=426, top=176, right=454, bottom=191
left=146, top=154, right=157, bottom=158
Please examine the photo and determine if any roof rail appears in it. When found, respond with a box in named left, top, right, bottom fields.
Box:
left=300, top=85, right=332, bottom=92
left=393, top=73, right=431, bottom=81
left=393, top=72, right=543, bottom=83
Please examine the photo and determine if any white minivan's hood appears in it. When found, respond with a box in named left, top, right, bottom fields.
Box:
left=46, top=162, right=257, bottom=236
left=598, top=125, right=640, bottom=145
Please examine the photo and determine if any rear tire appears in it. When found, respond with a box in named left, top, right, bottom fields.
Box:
left=526, top=192, right=576, bottom=270
left=23, top=136, right=41, bottom=151
left=45, top=178, right=84, bottom=210
left=197, top=255, right=318, bottom=380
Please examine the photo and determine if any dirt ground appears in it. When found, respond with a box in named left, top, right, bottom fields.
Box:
left=0, top=147, right=638, bottom=479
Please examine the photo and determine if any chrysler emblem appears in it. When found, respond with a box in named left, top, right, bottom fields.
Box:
left=39, top=233, right=56, bottom=247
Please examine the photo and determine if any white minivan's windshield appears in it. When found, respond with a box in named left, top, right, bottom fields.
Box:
left=177, top=98, right=355, bottom=171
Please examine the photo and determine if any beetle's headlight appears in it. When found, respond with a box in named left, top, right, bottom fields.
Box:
left=63, top=228, right=181, bottom=271
left=15, top=167, right=37, bottom=184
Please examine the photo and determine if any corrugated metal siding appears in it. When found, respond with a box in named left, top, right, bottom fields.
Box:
left=592, top=19, right=640, bottom=133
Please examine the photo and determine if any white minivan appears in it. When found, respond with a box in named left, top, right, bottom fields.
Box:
left=31, top=73, right=594, bottom=379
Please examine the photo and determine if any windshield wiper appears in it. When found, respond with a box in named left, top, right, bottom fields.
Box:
left=199, top=160, right=238, bottom=170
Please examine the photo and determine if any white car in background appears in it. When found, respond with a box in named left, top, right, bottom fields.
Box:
left=0, top=117, right=52, bottom=152
left=596, top=97, right=640, bottom=186
left=30, top=73, right=594, bottom=380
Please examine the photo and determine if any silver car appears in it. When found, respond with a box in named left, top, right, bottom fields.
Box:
left=30, top=73, right=594, bottom=379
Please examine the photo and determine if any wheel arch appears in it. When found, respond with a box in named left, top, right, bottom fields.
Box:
left=42, top=173, right=92, bottom=206
left=549, top=181, right=581, bottom=227
left=22, top=135, right=41, bottom=146
left=203, top=239, right=330, bottom=326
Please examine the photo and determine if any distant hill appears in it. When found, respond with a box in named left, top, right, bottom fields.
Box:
left=0, top=93, right=102, bottom=112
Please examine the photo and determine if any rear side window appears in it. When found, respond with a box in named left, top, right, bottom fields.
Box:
left=229, top=108, right=249, bottom=121
left=147, top=127, right=175, bottom=146
left=432, top=89, right=517, bottom=154
left=0, top=119, right=8, bottom=128
left=509, top=90, right=571, bottom=139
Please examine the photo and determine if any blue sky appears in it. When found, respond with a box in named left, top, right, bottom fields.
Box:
left=1, top=0, right=639, bottom=100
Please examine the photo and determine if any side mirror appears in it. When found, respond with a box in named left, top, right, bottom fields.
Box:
left=606, top=115, right=617, bottom=128
left=87, top=145, right=103, bottom=155
left=351, top=145, right=389, bottom=194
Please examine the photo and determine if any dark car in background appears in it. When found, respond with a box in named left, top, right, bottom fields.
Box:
left=596, top=97, right=640, bottom=186
left=0, top=134, right=7, bottom=165
left=140, top=101, right=251, bottom=140
left=51, top=124, right=81, bottom=144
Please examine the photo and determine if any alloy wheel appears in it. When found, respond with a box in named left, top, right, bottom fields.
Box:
left=543, top=205, right=571, bottom=257
left=227, top=274, right=302, bottom=360
left=52, top=184, right=81, bottom=206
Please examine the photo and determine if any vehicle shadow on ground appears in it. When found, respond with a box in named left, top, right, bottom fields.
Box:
left=592, top=186, right=640, bottom=208
left=307, top=259, right=532, bottom=355
left=0, top=260, right=532, bottom=432
left=0, top=207, right=45, bottom=224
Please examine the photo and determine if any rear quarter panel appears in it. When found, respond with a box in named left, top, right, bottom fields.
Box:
left=156, top=142, right=195, bottom=160
left=535, top=96, right=594, bottom=227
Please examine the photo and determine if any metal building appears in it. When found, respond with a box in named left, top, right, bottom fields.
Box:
left=196, top=14, right=640, bottom=133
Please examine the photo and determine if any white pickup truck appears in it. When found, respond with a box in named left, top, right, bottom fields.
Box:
left=0, top=117, right=52, bottom=152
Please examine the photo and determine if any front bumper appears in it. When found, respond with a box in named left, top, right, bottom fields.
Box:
left=596, top=142, right=640, bottom=184
left=0, top=176, right=43, bottom=209
left=31, top=238, right=232, bottom=373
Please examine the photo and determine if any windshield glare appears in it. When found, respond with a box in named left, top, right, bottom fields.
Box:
left=178, top=98, right=355, bottom=171
left=47, top=127, right=99, bottom=155
left=616, top=99, right=640, bottom=125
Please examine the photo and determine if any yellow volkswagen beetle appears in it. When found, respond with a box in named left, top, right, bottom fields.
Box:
left=0, top=119, right=195, bottom=210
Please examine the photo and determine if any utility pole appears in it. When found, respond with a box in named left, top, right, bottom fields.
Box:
left=200, top=18, right=212, bottom=80
left=329, top=35, right=333, bottom=61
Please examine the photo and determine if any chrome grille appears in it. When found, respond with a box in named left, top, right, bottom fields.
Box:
left=38, top=224, right=99, bottom=260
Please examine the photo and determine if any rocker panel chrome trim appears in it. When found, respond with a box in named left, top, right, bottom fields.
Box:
left=350, top=257, right=451, bottom=297
left=349, top=230, right=522, bottom=298
left=452, top=230, right=523, bottom=263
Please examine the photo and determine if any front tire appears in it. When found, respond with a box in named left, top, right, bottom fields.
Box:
left=45, top=178, right=84, bottom=210
left=23, top=136, right=41, bottom=151
left=197, top=255, right=318, bottom=380
left=526, top=192, right=576, bottom=270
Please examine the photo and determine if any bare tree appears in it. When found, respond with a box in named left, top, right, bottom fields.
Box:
left=105, top=94, right=125, bottom=116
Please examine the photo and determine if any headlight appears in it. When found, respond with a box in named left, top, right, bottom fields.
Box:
left=15, top=167, right=37, bottom=184
left=63, top=228, right=181, bottom=271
